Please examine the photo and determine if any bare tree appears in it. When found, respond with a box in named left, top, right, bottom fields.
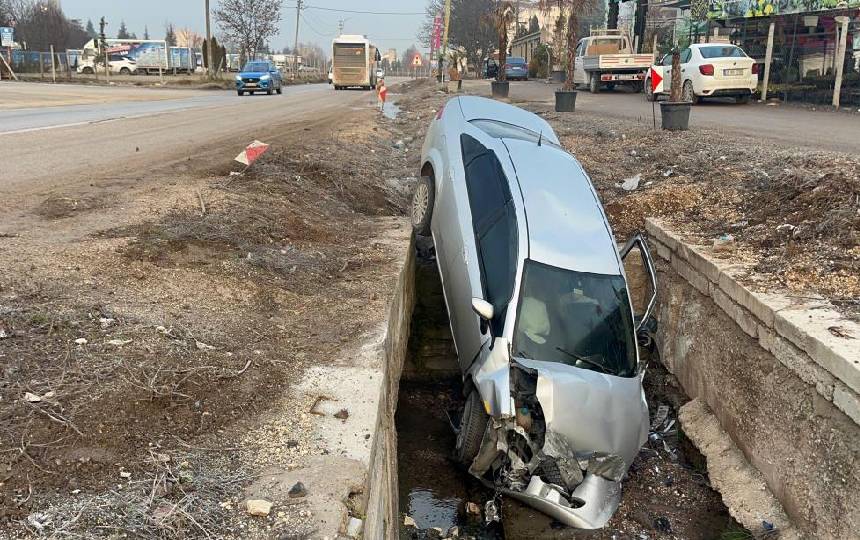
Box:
left=421, top=0, right=497, bottom=77
left=5, top=0, right=89, bottom=50
left=540, top=0, right=595, bottom=91
left=214, top=0, right=282, bottom=64
left=176, top=28, right=204, bottom=48
left=495, top=1, right=514, bottom=82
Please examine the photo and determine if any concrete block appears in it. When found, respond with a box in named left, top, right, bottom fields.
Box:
left=645, top=218, right=680, bottom=252
left=717, top=272, right=788, bottom=329
left=711, top=286, right=758, bottom=339
left=684, top=245, right=722, bottom=283
left=654, top=240, right=671, bottom=261
left=758, top=326, right=835, bottom=400
left=775, top=307, right=860, bottom=396
left=671, top=255, right=710, bottom=296
left=833, top=383, right=860, bottom=426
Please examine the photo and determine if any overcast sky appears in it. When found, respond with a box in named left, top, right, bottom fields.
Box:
left=62, top=1, right=428, bottom=55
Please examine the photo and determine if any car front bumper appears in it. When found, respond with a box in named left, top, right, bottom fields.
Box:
left=237, top=79, right=272, bottom=91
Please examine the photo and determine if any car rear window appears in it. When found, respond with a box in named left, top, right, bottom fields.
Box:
left=698, top=46, right=746, bottom=59
left=470, top=119, right=561, bottom=149
left=508, top=58, right=526, bottom=65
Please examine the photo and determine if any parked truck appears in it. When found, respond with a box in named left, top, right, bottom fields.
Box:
left=572, top=29, right=653, bottom=93
left=76, top=39, right=196, bottom=75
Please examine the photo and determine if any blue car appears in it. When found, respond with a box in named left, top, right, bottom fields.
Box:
left=504, top=57, right=529, bottom=81
left=236, top=61, right=283, bottom=96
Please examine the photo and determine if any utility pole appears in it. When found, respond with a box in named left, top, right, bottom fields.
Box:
left=99, top=16, right=108, bottom=83
left=292, top=0, right=303, bottom=80
left=338, top=19, right=345, bottom=35
left=204, top=0, right=213, bottom=77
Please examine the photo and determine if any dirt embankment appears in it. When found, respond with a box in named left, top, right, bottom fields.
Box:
left=0, top=80, right=429, bottom=538
left=531, top=109, right=859, bottom=319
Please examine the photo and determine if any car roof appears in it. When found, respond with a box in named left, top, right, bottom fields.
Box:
left=502, top=138, right=622, bottom=276
left=456, top=97, right=559, bottom=145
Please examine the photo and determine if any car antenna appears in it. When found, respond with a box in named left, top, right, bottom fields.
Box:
left=537, top=131, right=543, bottom=147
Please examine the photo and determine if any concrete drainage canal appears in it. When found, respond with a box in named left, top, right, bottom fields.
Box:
left=394, top=240, right=748, bottom=540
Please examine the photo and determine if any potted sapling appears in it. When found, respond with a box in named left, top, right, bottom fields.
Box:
left=660, top=47, right=691, bottom=130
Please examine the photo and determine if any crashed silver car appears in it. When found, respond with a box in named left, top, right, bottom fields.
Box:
left=411, top=96, right=658, bottom=529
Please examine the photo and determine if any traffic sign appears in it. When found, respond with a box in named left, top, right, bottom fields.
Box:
left=0, top=27, right=13, bottom=47
left=412, top=53, right=423, bottom=67
left=649, top=66, right=664, bottom=93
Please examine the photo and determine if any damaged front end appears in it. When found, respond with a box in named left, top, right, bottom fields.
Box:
left=466, top=338, right=649, bottom=529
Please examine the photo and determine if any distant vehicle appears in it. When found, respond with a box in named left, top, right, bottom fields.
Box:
left=328, top=67, right=333, bottom=84
left=235, top=61, right=283, bottom=96
left=77, top=54, right=138, bottom=75
left=77, top=39, right=196, bottom=75
left=483, top=58, right=499, bottom=79
left=573, top=29, right=653, bottom=93
left=412, top=95, right=657, bottom=529
left=331, top=34, right=379, bottom=90
left=376, top=68, right=385, bottom=80
left=504, top=57, right=528, bottom=80
left=645, top=44, right=759, bottom=104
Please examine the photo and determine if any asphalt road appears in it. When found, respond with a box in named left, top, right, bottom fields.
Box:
left=462, top=80, right=859, bottom=153
left=0, top=81, right=383, bottom=200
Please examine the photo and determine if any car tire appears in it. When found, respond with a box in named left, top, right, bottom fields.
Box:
left=82, top=67, right=94, bottom=75
left=411, top=175, right=434, bottom=236
left=455, top=388, right=489, bottom=466
left=682, top=80, right=699, bottom=104
left=606, top=82, right=616, bottom=91
left=589, top=73, right=600, bottom=93
left=237, top=90, right=244, bottom=96
left=119, top=67, right=130, bottom=75
left=644, top=77, right=657, bottom=102
left=267, top=87, right=273, bottom=95
left=736, top=94, right=750, bottom=104
left=276, top=85, right=283, bottom=95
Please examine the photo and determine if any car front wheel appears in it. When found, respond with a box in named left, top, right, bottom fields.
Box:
left=589, top=73, right=600, bottom=93
left=455, top=388, right=490, bottom=466
left=411, top=175, right=434, bottom=235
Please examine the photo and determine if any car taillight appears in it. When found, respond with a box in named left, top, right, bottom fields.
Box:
left=751, top=63, right=760, bottom=75
left=435, top=104, right=445, bottom=120
left=699, top=64, right=714, bottom=76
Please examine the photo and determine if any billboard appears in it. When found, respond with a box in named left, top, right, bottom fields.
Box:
left=707, top=0, right=860, bottom=19
left=0, top=27, right=13, bottom=47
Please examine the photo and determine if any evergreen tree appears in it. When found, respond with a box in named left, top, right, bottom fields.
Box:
left=85, top=19, right=97, bottom=39
left=117, top=20, right=130, bottom=39
left=165, top=23, right=177, bottom=46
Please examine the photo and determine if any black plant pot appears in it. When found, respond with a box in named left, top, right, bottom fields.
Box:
left=555, top=90, right=577, bottom=112
left=660, top=101, right=691, bottom=131
left=551, top=69, right=566, bottom=83
left=491, top=80, right=510, bottom=98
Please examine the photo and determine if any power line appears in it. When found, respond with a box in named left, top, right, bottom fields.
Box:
left=303, top=5, right=424, bottom=16
left=300, top=14, right=330, bottom=38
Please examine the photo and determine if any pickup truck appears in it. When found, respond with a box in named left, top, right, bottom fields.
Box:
left=572, top=30, right=653, bottom=93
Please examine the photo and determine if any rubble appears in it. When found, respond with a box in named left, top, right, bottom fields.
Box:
left=245, top=499, right=273, bottom=517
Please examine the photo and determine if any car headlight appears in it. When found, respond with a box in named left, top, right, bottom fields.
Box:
left=260, top=74, right=271, bottom=81
left=235, top=75, right=242, bottom=81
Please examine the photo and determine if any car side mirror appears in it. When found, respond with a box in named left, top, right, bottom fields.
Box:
left=619, top=233, right=658, bottom=334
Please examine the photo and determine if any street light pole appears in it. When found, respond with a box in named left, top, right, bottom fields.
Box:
left=204, top=0, right=213, bottom=77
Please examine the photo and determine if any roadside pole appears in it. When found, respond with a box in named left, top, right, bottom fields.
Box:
left=50, top=44, right=56, bottom=83
left=441, top=0, right=451, bottom=84
left=205, top=0, right=213, bottom=78
left=39, top=51, right=44, bottom=79
left=761, top=21, right=775, bottom=102
left=832, top=16, right=849, bottom=109
left=292, top=0, right=303, bottom=81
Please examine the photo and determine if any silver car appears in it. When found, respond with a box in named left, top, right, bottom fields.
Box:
left=411, top=96, right=658, bottom=529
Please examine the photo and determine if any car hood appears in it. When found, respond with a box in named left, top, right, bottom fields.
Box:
left=239, top=71, right=268, bottom=78
left=515, top=357, right=649, bottom=467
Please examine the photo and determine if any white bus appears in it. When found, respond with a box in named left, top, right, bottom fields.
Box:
left=331, top=34, right=379, bottom=90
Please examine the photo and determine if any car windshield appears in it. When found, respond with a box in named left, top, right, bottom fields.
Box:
left=512, top=260, right=637, bottom=377
left=243, top=62, right=270, bottom=72
left=698, top=46, right=746, bottom=59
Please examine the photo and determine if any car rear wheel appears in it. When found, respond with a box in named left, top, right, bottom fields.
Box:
left=82, top=67, right=94, bottom=75
left=455, top=388, right=489, bottom=466
left=644, top=77, right=657, bottom=102
left=276, top=85, right=283, bottom=95
left=267, top=87, right=273, bottom=95
left=411, top=176, right=434, bottom=235
left=736, top=94, right=751, bottom=104
left=237, top=90, right=244, bottom=96
left=682, top=80, right=699, bottom=104
left=589, top=73, right=600, bottom=93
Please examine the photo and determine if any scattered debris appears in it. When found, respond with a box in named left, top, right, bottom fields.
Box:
left=99, top=317, right=115, bottom=328
left=234, top=140, right=271, bottom=167
left=24, top=392, right=43, bottom=403
left=119, top=471, right=132, bottom=479
left=465, top=502, right=481, bottom=516
left=288, top=481, right=307, bottom=498
left=654, top=515, right=672, bottom=532
left=106, top=338, right=133, bottom=347
left=484, top=499, right=500, bottom=525
left=334, top=408, right=350, bottom=420
left=828, top=326, right=854, bottom=339
left=713, top=234, right=737, bottom=253
left=73, top=337, right=88, bottom=345
left=346, top=516, right=364, bottom=538
left=618, top=173, right=642, bottom=191
left=245, top=499, right=273, bottom=517
left=404, top=515, right=417, bottom=528
left=195, top=340, right=216, bottom=351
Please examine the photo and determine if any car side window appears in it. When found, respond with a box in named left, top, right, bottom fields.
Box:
left=680, top=48, right=692, bottom=63
left=662, top=54, right=673, bottom=66
left=460, top=134, right=519, bottom=334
